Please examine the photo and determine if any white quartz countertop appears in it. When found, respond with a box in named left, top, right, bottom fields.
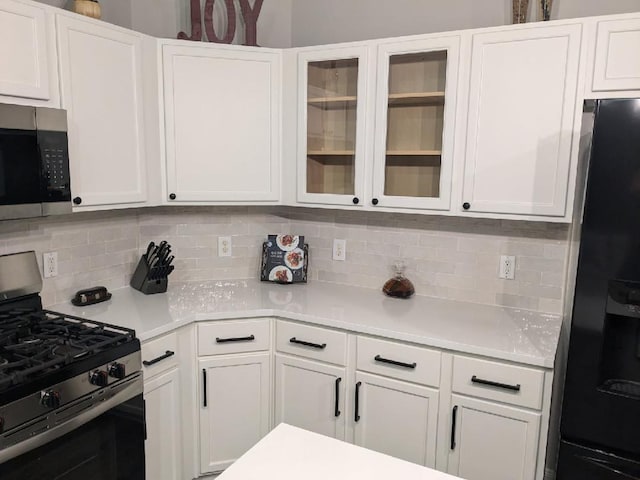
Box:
left=49, top=279, right=561, bottom=368
left=219, top=423, right=460, bottom=480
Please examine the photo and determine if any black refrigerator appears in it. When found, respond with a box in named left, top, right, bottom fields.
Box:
left=557, top=98, right=640, bottom=479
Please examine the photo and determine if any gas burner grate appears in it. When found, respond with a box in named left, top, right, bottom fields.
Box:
left=0, top=310, right=134, bottom=389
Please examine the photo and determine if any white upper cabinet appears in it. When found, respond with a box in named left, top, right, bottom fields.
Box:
left=162, top=44, right=281, bottom=203
left=296, top=46, right=369, bottom=207
left=0, top=0, right=51, bottom=101
left=592, top=17, right=640, bottom=92
left=57, top=15, right=148, bottom=208
left=372, top=36, right=460, bottom=210
left=461, top=24, right=582, bottom=218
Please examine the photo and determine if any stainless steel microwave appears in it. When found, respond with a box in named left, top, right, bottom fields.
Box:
left=0, top=103, right=72, bottom=220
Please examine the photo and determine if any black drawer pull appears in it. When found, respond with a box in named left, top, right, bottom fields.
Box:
left=354, top=381, right=362, bottom=422
left=142, top=350, right=175, bottom=366
left=290, top=337, right=327, bottom=350
left=216, top=335, right=255, bottom=344
left=450, top=405, right=458, bottom=450
left=334, top=377, right=342, bottom=417
left=203, top=369, right=208, bottom=407
left=471, top=375, right=521, bottom=392
left=374, top=355, right=416, bottom=369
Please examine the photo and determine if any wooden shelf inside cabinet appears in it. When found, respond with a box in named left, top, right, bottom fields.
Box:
left=386, top=150, right=442, bottom=156
left=308, top=150, right=355, bottom=156
left=388, top=92, right=445, bottom=106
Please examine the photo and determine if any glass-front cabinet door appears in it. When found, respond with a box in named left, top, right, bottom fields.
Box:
left=372, top=37, right=460, bottom=210
left=297, top=47, right=369, bottom=206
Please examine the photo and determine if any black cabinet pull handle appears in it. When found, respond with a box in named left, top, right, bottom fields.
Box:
left=355, top=381, right=362, bottom=422
left=374, top=354, right=416, bottom=369
left=462, top=202, right=471, bottom=210
left=202, top=369, right=208, bottom=407
left=290, top=337, right=327, bottom=350
left=142, top=350, right=175, bottom=366
left=471, top=375, right=521, bottom=392
left=334, top=377, right=342, bottom=417
left=372, top=198, right=379, bottom=205
left=352, top=197, right=359, bottom=205
left=169, top=193, right=176, bottom=200
left=450, top=405, right=458, bottom=450
left=216, top=335, right=255, bottom=344
left=73, top=196, right=82, bottom=205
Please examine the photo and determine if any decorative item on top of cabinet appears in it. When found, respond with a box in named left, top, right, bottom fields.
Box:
left=512, top=0, right=529, bottom=24
left=539, top=0, right=553, bottom=21
left=73, top=0, right=101, bottom=19
left=178, top=0, right=263, bottom=46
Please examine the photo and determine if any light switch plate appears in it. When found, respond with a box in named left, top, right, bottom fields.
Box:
left=333, top=239, right=346, bottom=261
left=218, top=236, right=232, bottom=257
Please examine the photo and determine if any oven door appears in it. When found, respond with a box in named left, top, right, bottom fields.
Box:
left=0, top=376, right=145, bottom=480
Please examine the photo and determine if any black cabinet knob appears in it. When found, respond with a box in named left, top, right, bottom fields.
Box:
left=372, top=198, right=379, bottom=206
left=462, top=202, right=471, bottom=210
left=73, top=197, right=82, bottom=205
left=352, top=197, right=359, bottom=205
left=169, top=193, right=176, bottom=200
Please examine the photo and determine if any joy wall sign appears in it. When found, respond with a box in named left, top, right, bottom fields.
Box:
left=178, top=0, right=264, bottom=46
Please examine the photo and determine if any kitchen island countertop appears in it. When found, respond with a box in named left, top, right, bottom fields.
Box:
left=50, top=279, right=561, bottom=367
left=219, top=423, right=461, bottom=480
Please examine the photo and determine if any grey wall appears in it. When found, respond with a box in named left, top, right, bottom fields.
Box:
left=291, top=0, right=640, bottom=46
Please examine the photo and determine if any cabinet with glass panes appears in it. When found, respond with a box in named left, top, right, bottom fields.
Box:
left=298, top=47, right=368, bottom=205
left=372, top=38, right=459, bottom=210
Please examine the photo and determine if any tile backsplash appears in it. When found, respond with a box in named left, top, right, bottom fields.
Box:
left=0, top=206, right=569, bottom=313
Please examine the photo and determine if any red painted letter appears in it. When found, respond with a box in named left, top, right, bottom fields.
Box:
left=177, top=0, right=202, bottom=41
left=204, top=0, right=237, bottom=44
left=239, top=0, right=264, bottom=46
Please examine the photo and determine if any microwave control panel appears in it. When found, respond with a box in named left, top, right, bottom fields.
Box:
left=39, top=131, right=71, bottom=201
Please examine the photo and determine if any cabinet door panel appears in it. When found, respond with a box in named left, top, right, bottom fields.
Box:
left=354, top=372, right=439, bottom=467
left=593, top=18, right=640, bottom=92
left=144, top=368, right=181, bottom=480
left=199, top=354, right=271, bottom=474
left=275, top=354, right=346, bottom=440
left=447, top=395, right=540, bottom=480
left=163, top=46, right=280, bottom=202
left=0, top=1, right=49, bottom=100
left=372, top=36, right=460, bottom=210
left=462, top=25, right=581, bottom=217
left=297, top=46, right=369, bottom=206
left=57, top=16, right=147, bottom=207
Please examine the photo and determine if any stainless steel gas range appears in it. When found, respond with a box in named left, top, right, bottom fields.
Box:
left=0, top=251, right=145, bottom=479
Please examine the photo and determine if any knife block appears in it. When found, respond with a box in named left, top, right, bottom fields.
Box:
left=130, top=255, right=168, bottom=295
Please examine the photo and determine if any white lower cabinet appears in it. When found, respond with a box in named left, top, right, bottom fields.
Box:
left=275, top=354, right=346, bottom=440
left=144, top=367, right=181, bottom=480
left=353, top=371, right=439, bottom=467
left=447, top=395, right=541, bottom=480
left=199, top=353, right=271, bottom=474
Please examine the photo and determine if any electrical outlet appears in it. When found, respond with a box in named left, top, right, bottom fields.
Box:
left=333, top=239, right=346, bottom=261
left=43, top=252, right=58, bottom=278
left=499, top=255, right=516, bottom=280
left=218, top=236, right=232, bottom=257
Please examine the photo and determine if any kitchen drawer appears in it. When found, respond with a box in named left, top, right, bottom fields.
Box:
left=198, top=319, right=271, bottom=356
left=142, top=332, right=178, bottom=377
left=276, top=320, right=347, bottom=366
left=452, top=355, right=545, bottom=410
left=356, top=336, right=441, bottom=387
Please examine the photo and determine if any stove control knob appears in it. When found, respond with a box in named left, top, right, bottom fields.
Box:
left=109, top=362, right=126, bottom=380
left=41, top=390, right=61, bottom=409
left=90, top=370, right=109, bottom=387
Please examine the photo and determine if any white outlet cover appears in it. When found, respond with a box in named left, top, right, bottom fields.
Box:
left=499, top=255, right=516, bottom=280
left=43, top=252, right=58, bottom=278
left=333, top=239, right=346, bottom=261
left=218, top=236, right=232, bottom=257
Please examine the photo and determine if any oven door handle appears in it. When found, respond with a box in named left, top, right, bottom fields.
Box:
left=0, top=373, right=143, bottom=465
